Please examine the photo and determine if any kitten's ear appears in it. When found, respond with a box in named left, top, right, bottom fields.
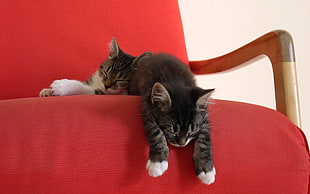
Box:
left=132, top=51, right=152, bottom=69
left=195, top=88, right=215, bottom=109
left=109, top=37, right=120, bottom=58
left=151, top=83, right=171, bottom=112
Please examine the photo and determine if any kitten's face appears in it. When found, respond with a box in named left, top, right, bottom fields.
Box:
left=100, top=52, right=134, bottom=91
left=99, top=38, right=151, bottom=93
left=158, top=111, right=203, bottom=147
left=151, top=83, right=214, bottom=147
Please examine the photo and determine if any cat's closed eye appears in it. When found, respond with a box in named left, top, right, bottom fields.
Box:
left=116, top=72, right=125, bottom=79
left=164, top=129, right=177, bottom=137
left=159, top=124, right=175, bottom=134
left=115, top=80, right=129, bottom=88
left=188, top=123, right=201, bottom=137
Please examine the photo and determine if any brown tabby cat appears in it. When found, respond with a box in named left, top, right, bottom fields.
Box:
left=129, top=53, right=216, bottom=184
left=39, top=38, right=151, bottom=97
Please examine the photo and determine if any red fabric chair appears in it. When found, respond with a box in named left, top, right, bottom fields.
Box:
left=0, top=1, right=308, bottom=193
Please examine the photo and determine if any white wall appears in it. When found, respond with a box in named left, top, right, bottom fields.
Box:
left=178, top=0, right=310, bottom=142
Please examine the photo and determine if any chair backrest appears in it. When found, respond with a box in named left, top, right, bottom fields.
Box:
left=0, top=0, right=188, bottom=100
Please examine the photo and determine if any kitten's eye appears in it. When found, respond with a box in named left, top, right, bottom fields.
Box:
left=115, top=80, right=128, bottom=88
left=116, top=72, right=128, bottom=80
left=159, top=123, right=172, bottom=130
left=159, top=124, right=176, bottom=136
left=117, top=72, right=124, bottom=78
left=165, top=130, right=177, bottom=137
left=188, top=123, right=200, bottom=137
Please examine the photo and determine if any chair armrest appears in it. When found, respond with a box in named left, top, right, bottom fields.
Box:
left=189, top=30, right=301, bottom=127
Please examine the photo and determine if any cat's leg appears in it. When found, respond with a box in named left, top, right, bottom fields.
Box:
left=39, top=79, right=98, bottom=97
left=143, top=112, right=169, bottom=177
left=193, top=131, right=216, bottom=185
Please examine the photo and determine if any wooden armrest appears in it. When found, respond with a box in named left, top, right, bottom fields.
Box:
left=189, top=30, right=301, bottom=127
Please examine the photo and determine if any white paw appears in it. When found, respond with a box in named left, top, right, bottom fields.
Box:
left=197, top=167, right=216, bottom=185
left=39, top=88, right=53, bottom=97
left=50, top=79, right=77, bottom=96
left=146, top=160, right=168, bottom=177
left=51, top=79, right=96, bottom=96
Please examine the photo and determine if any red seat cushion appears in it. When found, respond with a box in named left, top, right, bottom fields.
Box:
left=0, top=1, right=308, bottom=193
left=0, top=0, right=187, bottom=100
left=0, top=96, right=308, bottom=193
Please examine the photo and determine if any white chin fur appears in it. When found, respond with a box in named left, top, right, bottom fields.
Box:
left=168, top=137, right=193, bottom=147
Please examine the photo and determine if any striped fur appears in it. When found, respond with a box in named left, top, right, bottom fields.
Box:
left=40, top=38, right=151, bottom=97
left=129, top=53, right=216, bottom=184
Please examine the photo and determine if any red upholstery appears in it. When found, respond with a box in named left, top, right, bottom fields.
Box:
left=0, top=97, right=308, bottom=193
left=0, top=0, right=187, bottom=100
left=0, top=0, right=309, bottom=193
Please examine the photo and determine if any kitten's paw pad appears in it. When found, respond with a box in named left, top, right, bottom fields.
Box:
left=39, top=89, right=53, bottom=97
left=146, top=160, right=168, bottom=177
left=198, top=167, right=216, bottom=185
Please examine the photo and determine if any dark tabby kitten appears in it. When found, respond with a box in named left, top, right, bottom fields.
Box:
left=129, top=53, right=215, bottom=185
left=40, top=38, right=151, bottom=97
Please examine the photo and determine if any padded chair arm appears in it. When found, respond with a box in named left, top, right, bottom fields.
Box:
left=189, top=30, right=301, bottom=127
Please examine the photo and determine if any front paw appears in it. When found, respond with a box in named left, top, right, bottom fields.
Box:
left=197, top=167, right=216, bottom=185
left=39, top=79, right=70, bottom=97
left=39, top=88, right=53, bottom=97
left=146, top=160, right=168, bottom=177
left=50, top=79, right=71, bottom=96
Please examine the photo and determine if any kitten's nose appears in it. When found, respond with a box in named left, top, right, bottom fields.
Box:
left=178, top=138, right=187, bottom=146
left=104, top=80, right=112, bottom=88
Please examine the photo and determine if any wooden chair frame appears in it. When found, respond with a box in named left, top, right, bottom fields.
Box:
left=190, top=30, right=301, bottom=127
